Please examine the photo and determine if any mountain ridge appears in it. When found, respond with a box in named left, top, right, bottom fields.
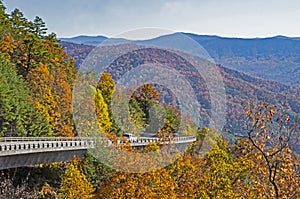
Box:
left=60, top=33, right=300, bottom=86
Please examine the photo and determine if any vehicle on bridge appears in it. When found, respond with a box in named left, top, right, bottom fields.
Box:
left=122, top=133, right=138, bottom=142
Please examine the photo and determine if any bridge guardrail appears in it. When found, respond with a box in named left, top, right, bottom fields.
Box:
left=0, top=136, right=196, bottom=155
left=0, top=136, right=197, bottom=169
left=0, top=137, right=95, bottom=156
left=0, top=137, right=94, bottom=142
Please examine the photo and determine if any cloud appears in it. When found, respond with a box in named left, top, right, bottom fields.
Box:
left=3, top=0, right=300, bottom=38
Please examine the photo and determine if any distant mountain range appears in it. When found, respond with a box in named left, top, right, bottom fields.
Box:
left=60, top=33, right=300, bottom=86
left=60, top=35, right=107, bottom=46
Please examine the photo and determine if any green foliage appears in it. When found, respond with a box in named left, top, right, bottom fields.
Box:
left=9, top=8, right=30, bottom=36
left=0, top=5, right=76, bottom=136
left=129, top=97, right=146, bottom=127
left=109, top=90, right=142, bottom=135
left=97, top=72, right=115, bottom=107
left=198, top=140, right=251, bottom=198
left=30, top=16, right=47, bottom=38
left=0, top=54, right=50, bottom=137
left=81, top=152, right=113, bottom=190
left=0, top=3, right=9, bottom=34
left=163, top=106, right=180, bottom=134
left=131, top=84, right=160, bottom=124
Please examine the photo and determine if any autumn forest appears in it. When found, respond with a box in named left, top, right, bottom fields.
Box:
left=0, top=1, right=300, bottom=199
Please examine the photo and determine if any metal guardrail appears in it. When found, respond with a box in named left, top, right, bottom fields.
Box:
left=0, top=136, right=196, bottom=155
left=124, top=136, right=196, bottom=143
left=0, top=136, right=197, bottom=169
left=0, top=136, right=196, bottom=143
left=0, top=137, right=94, bottom=142
left=0, top=137, right=95, bottom=156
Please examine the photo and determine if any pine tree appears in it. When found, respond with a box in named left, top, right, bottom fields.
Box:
left=31, top=16, right=47, bottom=38
left=0, top=54, right=51, bottom=137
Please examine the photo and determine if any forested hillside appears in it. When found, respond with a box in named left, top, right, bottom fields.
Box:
left=0, top=3, right=76, bottom=137
left=62, top=42, right=300, bottom=133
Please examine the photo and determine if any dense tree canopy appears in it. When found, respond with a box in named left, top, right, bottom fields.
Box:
left=0, top=2, right=76, bottom=136
left=0, top=54, right=50, bottom=137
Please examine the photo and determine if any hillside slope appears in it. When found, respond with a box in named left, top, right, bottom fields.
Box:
left=61, top=42, right=299, bottom=132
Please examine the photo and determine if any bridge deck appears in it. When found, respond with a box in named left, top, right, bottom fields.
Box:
left=0, top=136, right=196, bottom=170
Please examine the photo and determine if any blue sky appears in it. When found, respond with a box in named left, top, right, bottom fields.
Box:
left=3, top=0, right=300, bottom=38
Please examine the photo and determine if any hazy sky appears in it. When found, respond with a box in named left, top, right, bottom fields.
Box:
left=3, top=0, right=300, bottom=38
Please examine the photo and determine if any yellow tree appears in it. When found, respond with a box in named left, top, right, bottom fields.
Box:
left=27, top=63, right=58, bottom=135
left=174, top=137, right=251, bottom=199
left=52, top=66, right=74, bottom=137
left=167, top=154, right=198, bottom=198
left=60, top=158, right=94, bottom=199
left=97, top=141, right=177, bottom=198
left=97, top=72, right=115, bottom=107
left=232, top=101, right=300, bottom=198
left=97, top=168, right=177, bottom=199
left=196, top=140, right=251, bottom=199
left=91, top=86, right=112, bottom=133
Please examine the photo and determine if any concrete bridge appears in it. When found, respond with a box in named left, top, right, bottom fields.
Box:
left=0, top=136, right=196, bottom=170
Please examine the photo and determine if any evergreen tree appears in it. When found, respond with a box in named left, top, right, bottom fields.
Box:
left=31, top=16, right=47, bottom=38
left=0, top=54, right=51, bottom=137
